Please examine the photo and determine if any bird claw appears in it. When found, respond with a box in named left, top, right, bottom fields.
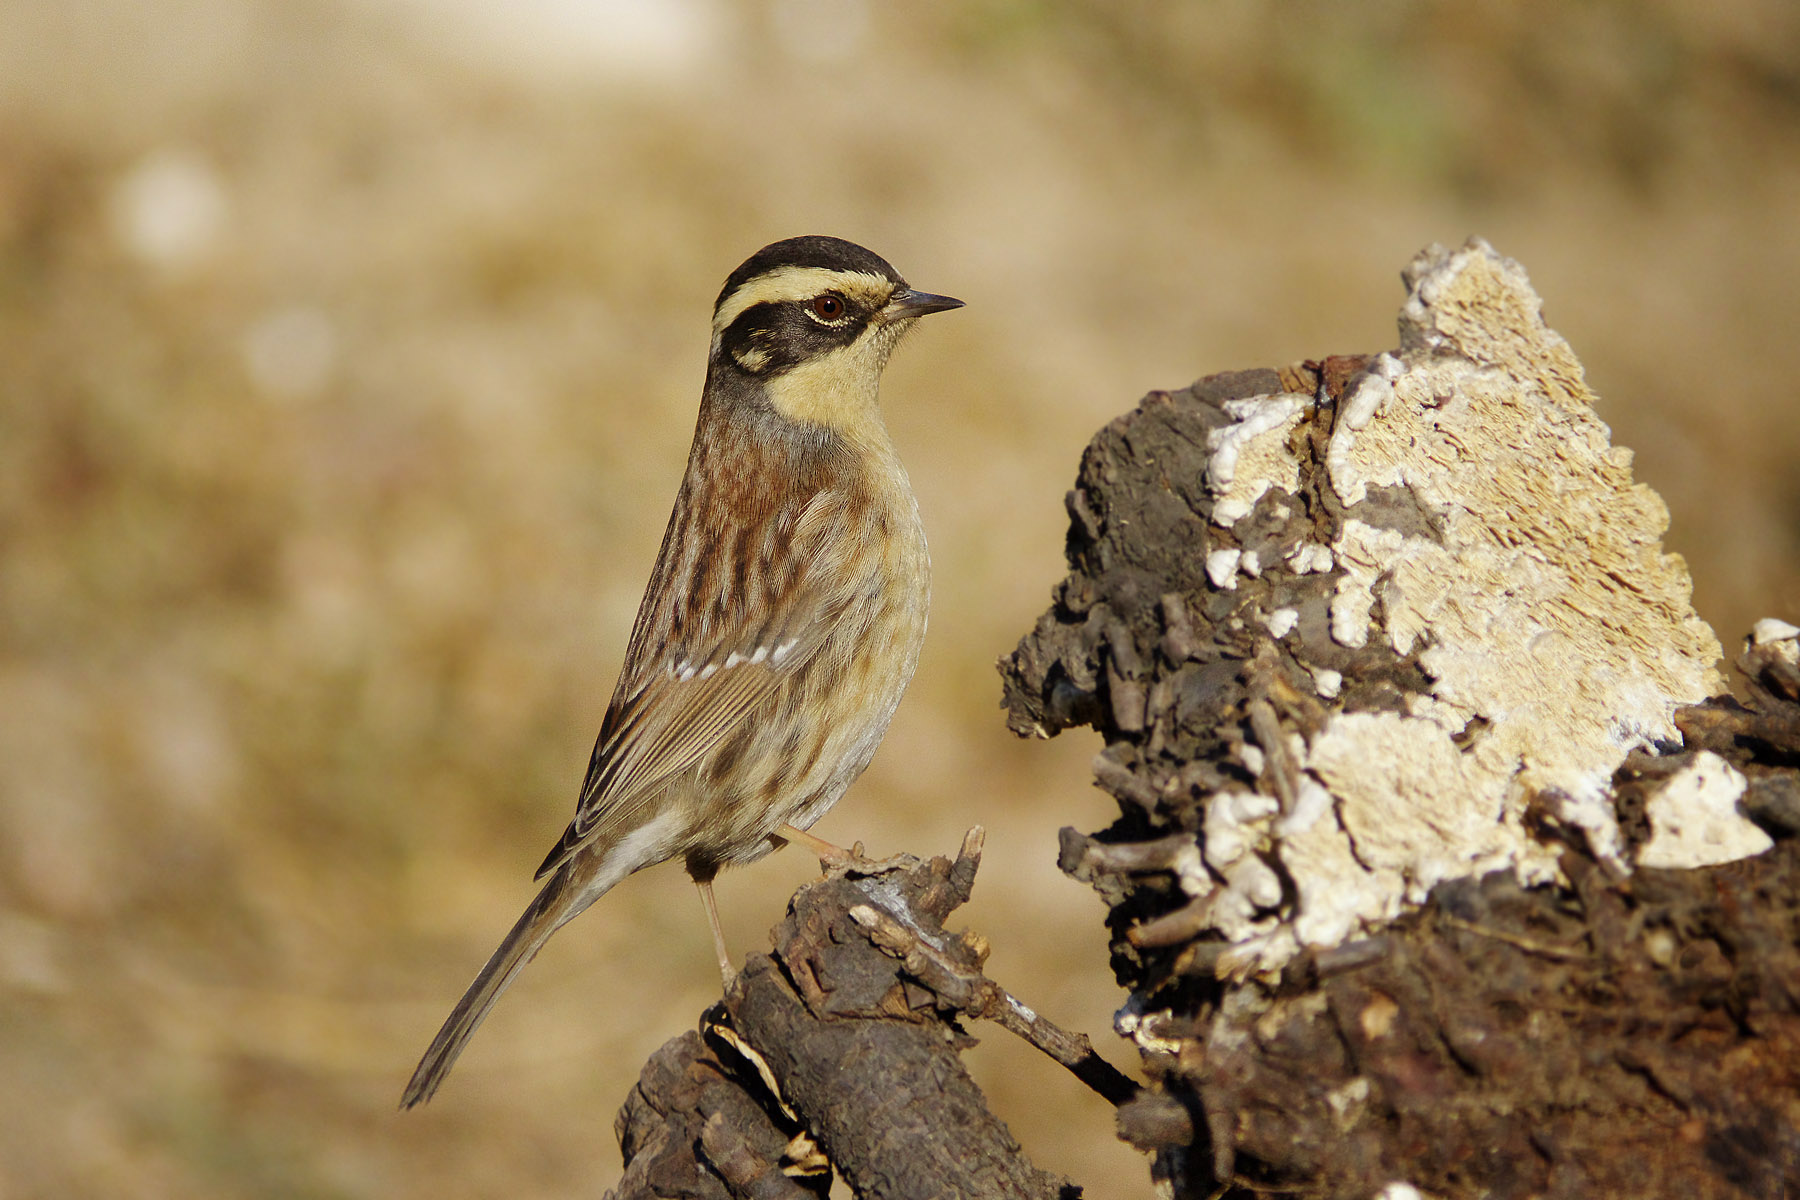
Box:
left=777, top=825, right=903, bottom=877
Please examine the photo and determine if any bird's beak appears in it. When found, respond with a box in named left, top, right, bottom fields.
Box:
left=881, top=289, right=965, bottom=321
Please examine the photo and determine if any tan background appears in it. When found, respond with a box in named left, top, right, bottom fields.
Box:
left=3, top=2, right=1798, bottom=1196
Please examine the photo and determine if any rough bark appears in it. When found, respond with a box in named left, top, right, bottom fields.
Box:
left=609, top=833, right=1109, bottom=1200
left=1001, top=239, right=1800, bottom=1197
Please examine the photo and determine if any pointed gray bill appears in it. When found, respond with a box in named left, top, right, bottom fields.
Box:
left=881, top=289, right=965, bottom=320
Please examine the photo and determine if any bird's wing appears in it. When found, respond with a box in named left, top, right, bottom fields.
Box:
left=534, top=487, right=862, bottom=880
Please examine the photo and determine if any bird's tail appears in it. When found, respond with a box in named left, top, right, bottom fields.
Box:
left=400, top=843, right=623, bottom=1108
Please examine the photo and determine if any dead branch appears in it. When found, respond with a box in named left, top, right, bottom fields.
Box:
left=609, top=831, right=1105, bottom=1200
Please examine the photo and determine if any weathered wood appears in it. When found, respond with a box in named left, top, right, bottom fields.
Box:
left=608, top=835, right=1092, bottom=1200
left=612, top=1030, right=827, bottom=1200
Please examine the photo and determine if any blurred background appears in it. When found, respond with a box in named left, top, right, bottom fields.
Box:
left=3, top=1, right=1798, bottom=1195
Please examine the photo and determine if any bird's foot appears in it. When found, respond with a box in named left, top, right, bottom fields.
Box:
left=777, top=824, right=895, bottom=876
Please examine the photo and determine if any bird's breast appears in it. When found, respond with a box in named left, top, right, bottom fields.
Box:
left=859, top=453, right=930, bottom=658
left=801, top=454, right=929, bottom=753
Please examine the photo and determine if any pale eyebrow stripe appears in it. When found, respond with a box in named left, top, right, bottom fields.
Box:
left=712, top=267, right=893, bottom=336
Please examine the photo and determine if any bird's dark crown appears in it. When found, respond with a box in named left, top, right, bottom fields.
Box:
left=715, top=236, right=904, bottom=312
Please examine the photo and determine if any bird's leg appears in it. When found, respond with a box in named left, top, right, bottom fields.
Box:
left=778, top=822, right=859, bottom=867
left=694, top=878, right=734, bottom=986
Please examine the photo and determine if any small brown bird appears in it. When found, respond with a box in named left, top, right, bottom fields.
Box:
left=401, top=236, right=961, bottom=1107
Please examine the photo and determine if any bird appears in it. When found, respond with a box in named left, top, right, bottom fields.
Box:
left=400, top=235, right=962, bottom=1108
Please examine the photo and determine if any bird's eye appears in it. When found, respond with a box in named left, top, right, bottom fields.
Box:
left=810, top=293, right=846, bottom=320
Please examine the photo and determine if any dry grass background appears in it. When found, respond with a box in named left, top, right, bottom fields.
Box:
left=3, top=1, right=1798, bottom=1196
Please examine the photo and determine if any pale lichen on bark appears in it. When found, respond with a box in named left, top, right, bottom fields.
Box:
left=1184, top=238, right=1740, bottom=974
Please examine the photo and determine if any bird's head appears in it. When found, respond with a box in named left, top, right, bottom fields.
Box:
left=708, top=236, right=962, bottom=436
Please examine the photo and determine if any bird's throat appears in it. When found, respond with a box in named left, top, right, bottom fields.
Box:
left=759, top=333, right=898, bottom=451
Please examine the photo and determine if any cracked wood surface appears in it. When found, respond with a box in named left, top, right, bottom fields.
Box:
left=609, top=835, right=1099, bottom=1200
